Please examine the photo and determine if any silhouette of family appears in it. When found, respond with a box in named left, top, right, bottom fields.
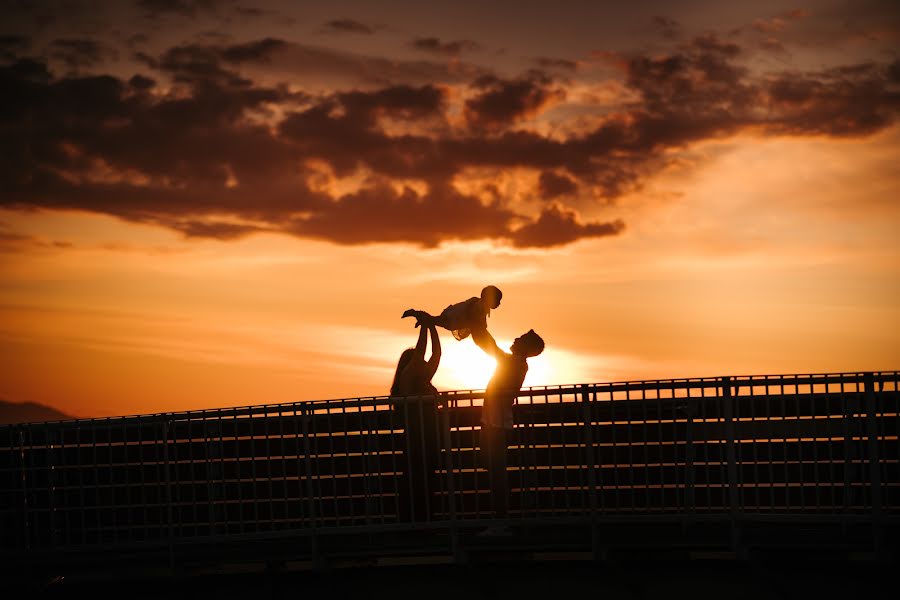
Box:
left=392, top=286, right=545, bottom=535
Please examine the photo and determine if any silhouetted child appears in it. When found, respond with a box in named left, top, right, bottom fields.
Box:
left=403, top=285, right=502, bottom=341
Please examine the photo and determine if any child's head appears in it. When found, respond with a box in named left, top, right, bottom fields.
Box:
left=511, top=329, right=545, bottom=358
left=481, top=285, right=502, bottom=311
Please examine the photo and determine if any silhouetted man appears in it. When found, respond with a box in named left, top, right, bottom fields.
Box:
left=471, top=326, right=544, bottom=536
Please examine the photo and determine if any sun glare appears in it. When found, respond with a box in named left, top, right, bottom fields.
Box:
left=433, top=341, right=497, bottom=390
left=432, top=338, right=563, bottom=391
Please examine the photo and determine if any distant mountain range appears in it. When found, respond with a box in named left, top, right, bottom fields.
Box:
left=0, top=400, right=74, bottom=424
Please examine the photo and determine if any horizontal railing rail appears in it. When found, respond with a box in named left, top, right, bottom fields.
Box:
left=1, top=371, right=897, bottom=559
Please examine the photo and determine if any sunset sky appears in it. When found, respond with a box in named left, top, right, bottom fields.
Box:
left=1, top=0, right=898, bottom=419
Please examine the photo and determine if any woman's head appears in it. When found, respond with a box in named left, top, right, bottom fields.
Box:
left=390, top=348, right=417, bottom=396
left=481, top=285, right=502, bottom=310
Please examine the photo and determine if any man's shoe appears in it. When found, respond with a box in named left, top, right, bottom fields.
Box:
left=476, top=525, right=512, bottom=538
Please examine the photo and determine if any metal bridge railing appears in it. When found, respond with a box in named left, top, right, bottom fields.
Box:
left=1, top=371, right=897, bottom=556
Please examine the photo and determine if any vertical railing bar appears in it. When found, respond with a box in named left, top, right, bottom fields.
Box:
left=610, top=386, right=619, bottom=512
left=748, top=381, right=759, bottom=514
left=185, top=419, right=196, bottom=538
left=656, top=384, right=665, bottom=513
left=797, top=378, right=807, bottom=512
left=625, top=384, right=635, bottom=513
left=59, top=426, right=70, bottom=547
left=400, top=398, right=412, bottom=523
left=721, top=376, right=740, bottom=552
left=137, top=420, right=147, bottom=544
left=559, top=392, right=570, bottom=516
left=864, top=372, right=883, bottom=555
left=217, top=413, right=226, bottom=536
left=640, top=384, right=649, bottom=513
left=91, top=419, right=100, bottom=546
left=581, top=385, right=600, bottom=557
left=840, top=374, right=853, bottom=521
left=632, top=385, right=648, bottom=512
left=280, top=407, right=289, bottom=531
left=238, top=412, right=248, bottom=535
left=250, top=412, right=259, bottom=532
left=441, top=399, right=460, bottom=561
left=161, top=418, right=175, bottom=573
left=18, top=426, right=30, bottom=551
left=811, top=378, right=822, bottom=513
left=387, top=399, right=397, bottom=524
left=329, top=407, right=338, bottom=526
left=116, top=420, right=125, bottom=545
left=346, top=403, right=354, bottom=524
left=113, top=418, right=122, bottom=544
left=291, top=404, right=305, bottom=528
left=778, top=377, right=786, bottom=512
left=420, top=395, right=431, bottom=522
left=683, top=384, right=695, bottom=524
left=76, top=423, right=86, bottom=547
left=361, top=403, right=373, bottom=527
left=380, top=401, right=389, bottom=525
left=301, top=406, right=319, bottom=562
left=825, top=379, right=836, bottom=512
left=766, top=381, right=775, bottom=513
left=47, top=426, right=58, bottom=549
left=204, top=418, right=214, bottom=538
left=262, top=409, right=271, bottom=532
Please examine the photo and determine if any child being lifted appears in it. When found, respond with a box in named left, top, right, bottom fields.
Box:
left=403, top=285, right=502, bottom=342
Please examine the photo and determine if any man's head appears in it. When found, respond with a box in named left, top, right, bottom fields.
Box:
left=481, top=285, right=502, bottom=311
left=510, top=329, right=544, bottom=358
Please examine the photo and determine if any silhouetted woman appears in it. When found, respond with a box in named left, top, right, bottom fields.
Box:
left=391, top=311, right=442, bottom=522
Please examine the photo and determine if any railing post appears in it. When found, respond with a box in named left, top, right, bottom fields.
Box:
left=301, top=405, right=322, bottom=567
left=683, top=391, right=696, bottom=531
left=161, top=418, right=175, bottom=574
left=863, top=372, right=884, bottom=558
left=17, top=425, right=29, bottom=552
left=721, top=376, right=743, bottom=557
left=441, top=398, right=462, bottom=563
left=580, top=384, right=602, bottom=560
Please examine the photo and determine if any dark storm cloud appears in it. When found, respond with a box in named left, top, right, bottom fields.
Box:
left=889, top=59, right=900, bottom=83
left=128, top=73, right=156, bottom=89
left=464, top=71, right=565, bottom=128
left=219, top=37, right=287, bottom=63
left=0, top=53, right=609, bottom=248
left=166, top=219, right=268, bottom=239
left=764, top=63, right=900, bottom=136
left=137, top=0, right=225, bottom=18
left=2, top=30, right=899, bottom=249
left=206, top=38, right=487, bottom=86
left=235, top=6, right=265, bottom=18
left=410, top=37, right=479, bottom=57
left=322, top=18, right=376, bottom=35
left=534, top=57, right=578, bottom=71
left=287, top=181, right=516, bottom=247
left=510, top=206, right=625, bottom=248
left=538, top=171, right=578, bottom=199
left=0, top=34, right=30, bottom=60
left=49, top=38, right=118, bottom=70
left=651, top=16, right=682, bottom=39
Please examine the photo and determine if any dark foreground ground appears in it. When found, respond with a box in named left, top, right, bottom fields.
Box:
left=9, top=558, right=894, bottom=600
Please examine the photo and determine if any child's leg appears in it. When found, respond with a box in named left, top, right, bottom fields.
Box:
left=402, top=309, right=442, bottom=328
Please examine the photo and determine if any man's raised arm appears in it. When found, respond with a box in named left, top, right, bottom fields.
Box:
left=471, top=322, right=503, bottom=358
